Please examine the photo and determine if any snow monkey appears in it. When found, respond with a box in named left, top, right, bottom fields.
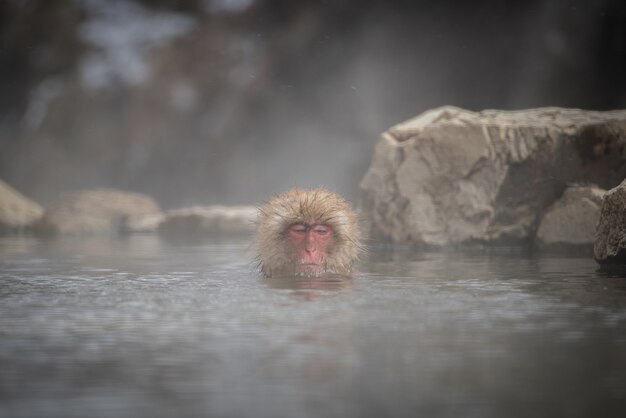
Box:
left=256, top=188, right=362, bottom=277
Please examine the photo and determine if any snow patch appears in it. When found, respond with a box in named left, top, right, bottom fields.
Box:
left=76, top=0, right=196, bottom=90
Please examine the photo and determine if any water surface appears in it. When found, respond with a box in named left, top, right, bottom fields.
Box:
left=1, top=236, right=625, bottom=418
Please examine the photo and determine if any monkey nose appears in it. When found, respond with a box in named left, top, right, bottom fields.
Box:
left=304, top=232, right=315, bottom=248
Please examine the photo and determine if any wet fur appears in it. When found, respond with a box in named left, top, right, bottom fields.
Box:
left=256, top=188, right=362, bottom=277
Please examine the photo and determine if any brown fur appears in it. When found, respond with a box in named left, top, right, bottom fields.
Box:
left=256, top=188, right=362, bottom=277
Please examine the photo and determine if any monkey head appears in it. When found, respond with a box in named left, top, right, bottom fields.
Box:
left=256, top=188, right=361, bottom=277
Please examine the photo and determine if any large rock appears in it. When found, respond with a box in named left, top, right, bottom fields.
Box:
left=34, top=188, right=162, bottom=236
left=157, top=205, right=257, bottom=239
left=594, top=179, right=626, bottom=265
left=0, top=179, right=44, bottom=234
left=360, top=106, right=626, bottom=246
left=535, top=185, right=605, bottom=249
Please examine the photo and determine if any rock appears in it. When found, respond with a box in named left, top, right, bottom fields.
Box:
left=594, top=179, right=626, bottom=265
left=158, top=205, right=257, bottom=239
left=359, top=106, right=626, bottom=246
left=34, top=188, right=162, bottom=236
left=535, top=185, right=605, bottom=249
left=0, top=179, right=44, bottom=234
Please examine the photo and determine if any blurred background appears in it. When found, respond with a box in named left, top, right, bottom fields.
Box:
left=0, top=0, right=624, bottom=209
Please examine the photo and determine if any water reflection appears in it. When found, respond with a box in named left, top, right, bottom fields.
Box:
left=1, top=235, right=626, bottom=418
left=264, top=275, right=353, bottom=290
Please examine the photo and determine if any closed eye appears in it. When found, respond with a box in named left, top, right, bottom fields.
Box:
left=288, top=224, right=307, bottom=234
left=312, top=225, right=330, bottom=235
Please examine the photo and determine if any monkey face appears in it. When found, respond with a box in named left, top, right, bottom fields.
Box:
left=286, top=221, right=334, bottom=276
left=256, top=188, right=360, bottom=278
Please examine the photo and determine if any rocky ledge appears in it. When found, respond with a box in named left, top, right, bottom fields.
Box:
left=594, top=179, right=626, bottom=266
left=0, top=179, right=44, bottom=234
left=0, top=183, right=257, bottom=239
left=360, top=106, right=626, bottom=249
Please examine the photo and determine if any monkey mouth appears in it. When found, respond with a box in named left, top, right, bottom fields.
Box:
left=297, top=255, right=325, bottom=265
left=297, top=263, right=323, bottom=271
left=295, top=261, right=326, bottom=276
left=296, top=259, right=326, bottom=268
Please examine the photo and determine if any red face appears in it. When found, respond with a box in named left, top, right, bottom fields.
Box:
left=287, top=221, right=334, bottom=275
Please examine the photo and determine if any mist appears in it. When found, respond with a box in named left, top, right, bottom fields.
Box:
left=0, top=0, right=624, bottom=208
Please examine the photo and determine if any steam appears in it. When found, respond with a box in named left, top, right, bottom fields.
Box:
left=2, top=0, right=622, bottom=209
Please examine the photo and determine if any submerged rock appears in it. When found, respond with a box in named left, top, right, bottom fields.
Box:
left=535, top=185, right=604, bottom=250
left=34, top=188, right=162, bottom=236
left=594, top=179, right=626, bottom=265
left=158, top=205, right=257, bottom=239
left=360, top=106, right=626, bottom=247
left=0, top=179, right=44, bottom=234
